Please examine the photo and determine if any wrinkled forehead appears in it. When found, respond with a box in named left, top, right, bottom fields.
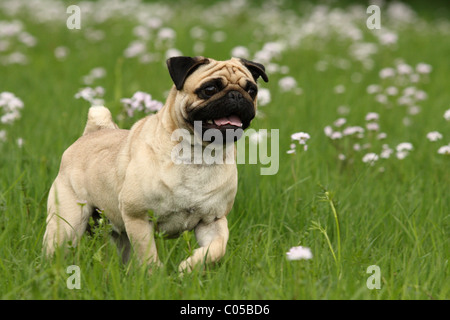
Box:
left=188, top=59, right=253, bottom=89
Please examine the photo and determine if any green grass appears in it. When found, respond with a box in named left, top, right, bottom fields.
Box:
left=0, top=0, right=449, bottom=300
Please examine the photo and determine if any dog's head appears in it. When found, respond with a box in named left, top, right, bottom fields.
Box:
left=166, top=56, right=268, bottom=143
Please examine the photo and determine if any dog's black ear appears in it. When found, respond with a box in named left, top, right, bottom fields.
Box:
left=240, top=58, right=269, bottom=83
left=166, top=56, right=210, bottom=90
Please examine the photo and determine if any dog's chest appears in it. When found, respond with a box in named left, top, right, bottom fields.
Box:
left=150, top=165, right=236, bottom=236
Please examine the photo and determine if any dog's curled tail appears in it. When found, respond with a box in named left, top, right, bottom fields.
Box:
left=83, top=105, right=119, bottom=136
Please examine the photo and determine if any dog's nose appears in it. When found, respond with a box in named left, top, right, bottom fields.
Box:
left=227, top=90, right=243, bottom=101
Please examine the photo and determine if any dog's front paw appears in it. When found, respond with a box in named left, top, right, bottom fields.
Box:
left=147, top=259, right=163, bottom=274
left=178, top=247, right=209, bottom=274
left=178, top=257, right=194, bottom=274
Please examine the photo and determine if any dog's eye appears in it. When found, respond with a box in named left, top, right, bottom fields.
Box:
left=202, top=86, right=218, bottom=97
left=247, top=87, right=258, bottom=99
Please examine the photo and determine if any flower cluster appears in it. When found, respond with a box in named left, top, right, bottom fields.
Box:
left=0, top=19, right=36, bottom=65
left=287, top=132, right=310, bottom=154
left=0, top=91, right=24, bottom=125
left=120, top=91, right=163, bottom=118
left=82, top=67, right=106, bottom=85
left=74, top=86, right=105, bottom=105
left=254, top=87, right=271, bottom=119
left=0, top=91, right=24, bottom=144
left=324, top=112, right=418, bottom=165
left=367, top=60, right=431, bottom=125
left=437, top=144, right=450, bottom=155
left=278, top=76, right=302, bottom=95
left=427, top=110, right=449, bottom=156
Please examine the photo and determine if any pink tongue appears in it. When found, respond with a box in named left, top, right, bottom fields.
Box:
left=213, top=115, right=242, bottom=127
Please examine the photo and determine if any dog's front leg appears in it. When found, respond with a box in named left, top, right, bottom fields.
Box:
left=179, top=216, right=229, bottom=273
left=122, top=213, right=160, bottom=268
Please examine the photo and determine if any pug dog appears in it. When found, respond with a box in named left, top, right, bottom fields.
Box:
left=43, top=56, right=268, bottom=272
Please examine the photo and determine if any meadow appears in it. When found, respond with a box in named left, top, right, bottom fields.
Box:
left=0, top=0, right=449, bottom=300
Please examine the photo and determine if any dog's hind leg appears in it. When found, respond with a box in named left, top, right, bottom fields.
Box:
left=111, top=231, right=132, bottom=264
left=43, top=179, right=92, bottom=256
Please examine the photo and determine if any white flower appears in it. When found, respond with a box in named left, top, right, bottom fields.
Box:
left=397, top=63, right=413, bottom=75
left=444, top=109, right=450, bottom=121
left=121, top=91, right=163, bottom=117
left=397, top=95, right=413, bottom=106
left=165, top=48, right=183, bottom=59
left=1, top=111, right=20, bottom=124
left=414, top=90, right=427, bottom=101
left=385, top=86, right=398, bottom=96
left=437, top=145, right=450, bottom=155
left=377, top=132, right=388, bottom=140
left=416, top=63, right=432, bottom=74
left=396, top=142, right=413, bottom=152
left=0, top=129, right=7, bottom=142
left=362, top=153, right=379, bottom=165
left=365, top=112, right=379, bottom=122
left=330, top=131, right=343, bottom=140
left=380, top=145, right=393, bottom=159
left=278, top=76, right=298, bottom=92
left=343, top=126, right=364, bottom=136
left=333, top=118, right=346, bottom=127
left=379, top=68, right=395, bottom=79
left=403, top=117, right=412, bottom=127
left=0, top=92, right=24, bottom=125
left=378, top=32, right=398, bottom=45
left=375, top=94, right=388, bottom=104
left=82, top=67, right=106, bottom=85
left=366, top=122, right=379, bottom=131
left=366, top=84, right=381, bottom=94
left=337, top=105, right=350, bottom=115
left=408, top=105, right=421, bottom=115
left=410, top=74, right=420, bottom=83
left=157, top=27, right=176, bottom=41
left=74, top=86, right=105, bottom=105
left=90, top=67, right=106, bottom=79
left=257, top=88, right=271, bottom=106
left=324, top=126, right=333, bottom=137
left=231, top=46, right=250, bottom=59
left=286, top=246, right=313, bottom=261
left=396, top=151, right=409, bottom=160
left=190, top=26, right=207, bottom=40
left=291, top=132, right=310, bottom=145
left=123, top=40, right=146, bottom=58
left=426, top=131, right=443, bottom=142
left=16, top=137, right=24, bottom=148
left=254, top=42, right=284, bottom=64
left=403, top=87, right=416, bottom=96
left=0, top=92, right=24, bottom=111
left=54, top=46, right=69, bottom=60
left=133, top=25, right=150, bottom=40
left=334, top=85, right=345, bottom=94
left=212, top=31, right=227, bottom=43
